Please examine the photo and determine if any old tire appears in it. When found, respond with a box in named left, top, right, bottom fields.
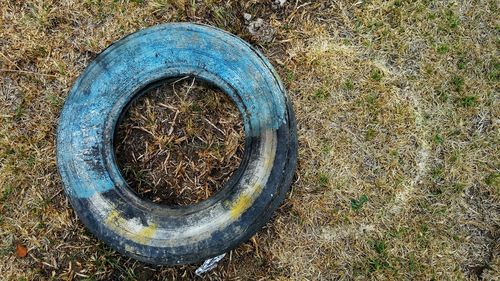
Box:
left=56, top=23, right=297, bottom=265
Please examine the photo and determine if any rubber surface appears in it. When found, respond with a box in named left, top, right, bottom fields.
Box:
left=56, top=23, right=297, bottom=265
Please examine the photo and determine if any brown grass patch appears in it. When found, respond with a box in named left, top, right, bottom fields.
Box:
left=115, top=77, right=244, bottom=205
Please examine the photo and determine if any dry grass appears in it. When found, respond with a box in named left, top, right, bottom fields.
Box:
left=0, top=0, right=498, bottom=280
left=115, top=77, right=244, bottom=206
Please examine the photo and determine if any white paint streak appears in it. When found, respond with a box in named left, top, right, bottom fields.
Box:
left=390, top=87, right=430, bottom=213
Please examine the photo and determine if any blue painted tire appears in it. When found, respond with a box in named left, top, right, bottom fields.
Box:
left=56, top=23, right=297, bottom=265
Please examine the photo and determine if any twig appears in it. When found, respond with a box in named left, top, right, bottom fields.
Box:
left=158, top=102, right=178, bottom=111
left=49, top=189, right=63, bottom=201
left=0, top=52, right=21, bottom=70
left=203, top=117, right=225, bottom=135
left=0, top=68, right=58, bottom=78
left=171, top=75, right=190, bottom=97
left=185, top=76, right=196, bottom=96
left=168, top=110, right=180, bottom=136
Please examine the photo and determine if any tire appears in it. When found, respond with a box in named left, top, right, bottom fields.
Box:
left=56, top=23, right=297, bottom=265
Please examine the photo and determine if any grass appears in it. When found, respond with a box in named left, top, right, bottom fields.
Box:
left=350, top=195, right=368, bottom=211
left=114, top=78, right=244, bottom=205
left=1, top=0, right=499, bottom=280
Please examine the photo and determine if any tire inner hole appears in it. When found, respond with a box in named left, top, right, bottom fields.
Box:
left=114, top=76, right=245, bottom=206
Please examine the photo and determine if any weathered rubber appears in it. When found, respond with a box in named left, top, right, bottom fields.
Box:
left=56, top=23, right=297, bottom=265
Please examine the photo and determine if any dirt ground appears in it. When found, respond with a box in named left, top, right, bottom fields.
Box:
left=0, top=0, right=499, bottom=280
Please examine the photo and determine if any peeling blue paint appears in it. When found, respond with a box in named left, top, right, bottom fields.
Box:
left=57, top=23, right=287, bottom=199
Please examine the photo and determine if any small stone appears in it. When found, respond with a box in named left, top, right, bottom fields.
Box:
left=243, top=13, right=252, bottom=21
left=276, top=0, right=286, bottom=6
left=248, top=18, right=262, bottom=35
left=248, top=18, right=276, bottom=43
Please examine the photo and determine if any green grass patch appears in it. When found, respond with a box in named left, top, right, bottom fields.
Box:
left=351, top=195, right=368, bottom=211
left=457, top=96, right=477, bottom=107
left=369, top=258, right=390, bottom=272
left=436, top=44, right=449, bottom=54
left=365, top=128, right=377, bottom=141
left=489, top=60, right=500, bottom=81
left=1, top=185, right=13, bottom=202
left=433, top=134, right=443, bottom=144
left=370, top=239, right=386, bottom=255
left=457, top=57, right=467, bottom=70
left=285, top=68, right=295, bottom=82
left=317, top=173, right=330, bottom=189
left=451, top=75, right=464, bottom=91
left=431, top=166, right=443, bottom=181
left=314, top=88, right=330, bottom=100
left=343, top=79, right=354, bottom=90
left=370, top=68, right=383, bottom=81
left=445, top=10, right=460, bottom=28
left=484, top=172, right=499, bottom=187
left=365, top=93, right=379, bottom=106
